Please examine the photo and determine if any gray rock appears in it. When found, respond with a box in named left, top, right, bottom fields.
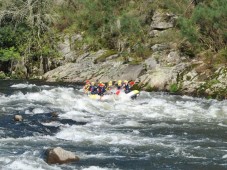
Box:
left=76, top=53, right=90, bottom=63
left=58, top=35, right=78, bottom=63
left=149, top=30, right=167, bottom=38
left=150, top=11, right=174, bottom=30
left=151, top=44, right=170, bottom=52
left=46, top=147, right=79, bottom=164
left=166, top=51, right=181, bottom=64
left=151, top=22, right=173, bottom=30
left=144, top=58, right=158, bottom=70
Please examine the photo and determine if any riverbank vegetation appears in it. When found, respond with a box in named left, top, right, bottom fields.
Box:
left=0, top=0, right=226, bottom=81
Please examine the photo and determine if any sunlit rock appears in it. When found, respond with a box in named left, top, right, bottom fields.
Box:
left=14, top=115, right=23, bottom=121
left=144, top=57, right=158, bottom=70
left=150, top=11, right=175, bottom=30
left=46, top=147, right=79, bottom=164
left=151, top=43, right=170, bottom=52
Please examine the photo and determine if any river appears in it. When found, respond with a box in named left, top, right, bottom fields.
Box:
left=0, top=80, right=227, bottom=170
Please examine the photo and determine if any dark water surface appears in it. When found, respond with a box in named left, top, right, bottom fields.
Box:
left=0, top=80, right=227, bottom=170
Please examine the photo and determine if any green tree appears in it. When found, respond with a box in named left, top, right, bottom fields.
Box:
left=0, top=0, right=58, bottom=75
left=179, top=0, right=227, bottom=53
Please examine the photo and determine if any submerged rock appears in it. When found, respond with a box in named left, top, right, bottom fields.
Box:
left=46, top=147, right=79, bottom=164
left=50, top=112, right=58, bottom=117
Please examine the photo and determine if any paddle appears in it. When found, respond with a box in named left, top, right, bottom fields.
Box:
left=129, top=81, right=135, bottom=86
left=116, top=90, right=120, bottom=95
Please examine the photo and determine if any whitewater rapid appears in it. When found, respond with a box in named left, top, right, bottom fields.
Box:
left=0, top=81, right=227, bottom=170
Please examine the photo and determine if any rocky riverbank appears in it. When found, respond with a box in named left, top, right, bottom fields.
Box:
left=0, top=7, right=226, bottom=99
left=43, top=47, right=227, bottom=99
left=42, top=9, right=227, bottom=100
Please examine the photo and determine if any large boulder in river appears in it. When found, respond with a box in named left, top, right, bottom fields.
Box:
left=46, top=147, right=79, bottom=164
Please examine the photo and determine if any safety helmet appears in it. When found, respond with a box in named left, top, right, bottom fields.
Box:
left=91, top=82, right=95, bottom=85
left=86, top=80, right=90, bottom=84
left=118, top=80, right=122, bottom=83
left=124, top=80, right=128, bottom=83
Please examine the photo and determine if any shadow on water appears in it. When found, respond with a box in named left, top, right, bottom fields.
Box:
left=0, top=79, right=82, bottom=95
left=0, top=112, right=86, bottom=138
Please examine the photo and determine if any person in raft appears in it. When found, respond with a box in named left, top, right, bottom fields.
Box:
left=90, top=82, right=98, bottom=94
left=83, top=80, right=91, bottom=94
left=116, top=80, right=123, bottom=90
left=123, top=80, right=131, bottom=94
left=106, top=81, right=114, bottom=94
left=97, top=82, right=106, bottom=96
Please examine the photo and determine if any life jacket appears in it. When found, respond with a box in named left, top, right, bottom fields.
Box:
left=116, top=82, right=122, bottom=90
left=124, top=83, right=131, bottom=94
left=83, top=84, right=90, bottom=93
left=97, top=84, right=106, bottom=96
left=90, top=85, right=97, bottom=94
left=106, top=85, right=113, bottom=91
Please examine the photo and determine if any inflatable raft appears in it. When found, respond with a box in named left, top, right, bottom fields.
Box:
left=88, top=90, right=139, bottom=101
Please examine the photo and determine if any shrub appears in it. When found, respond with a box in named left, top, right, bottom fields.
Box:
left=170, top=83, right=180, bottom=93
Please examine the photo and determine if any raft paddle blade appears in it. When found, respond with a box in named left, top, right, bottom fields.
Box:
left=116, top=90, right=120, bottom=95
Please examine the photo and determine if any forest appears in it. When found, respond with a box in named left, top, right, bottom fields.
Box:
left=0, top=0, right=226, bottom=79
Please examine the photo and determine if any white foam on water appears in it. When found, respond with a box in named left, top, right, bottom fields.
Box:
left=122, top=120, right=141, bottom=127
left=41, top=121, right=62, bottom=127
left=80, top=152, right=125, bottom=160
left=2, top=83, right=227, bottom=169
left=4, top=156, right=61, bottom=170
left=11, top=83, right=37, bottom=89
left=82, top=166, right=120, bottom=170
left=56, top=125, right=151, bottom=146
left=59, top=110, right=92, bottom=123
left=4, top=83, right=227, bottom=123
left=0, top=135, right=57, bottom=144
left=0, top=157, right=11, bottom=164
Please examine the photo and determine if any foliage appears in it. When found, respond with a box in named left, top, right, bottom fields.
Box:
left=217, top=48, right=227, bottom=64
left=0, top=71, right=6, bottom=79
left=0, top=0, right=59, bottom=76
left=170, top=83, right=180, bottom=93
left=178, top=0, right=227, bottom=53
left=56, top=0, right=151, bottom=56
left=0, top=47, right=20, bottom=61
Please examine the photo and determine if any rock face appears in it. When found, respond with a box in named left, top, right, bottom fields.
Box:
left=43, top=50, right=145, bottom=83
left=150, top=11, right=176, bottom=30
left=46, top=147, right=79, bottom=164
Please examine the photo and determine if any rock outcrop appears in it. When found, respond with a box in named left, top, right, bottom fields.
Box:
left=43, top=50, right=145, bottom=83
left=150, top=11, right=176, bottom=30
left=42, top=9, right=227, bottom=99
left=46, top=147, right=79, bottom=164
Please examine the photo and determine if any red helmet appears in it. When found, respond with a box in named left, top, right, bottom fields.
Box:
left=99, top=83, right=104, bottom=87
